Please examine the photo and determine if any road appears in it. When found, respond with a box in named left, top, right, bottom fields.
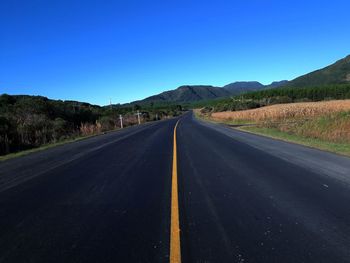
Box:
left=1, top=112, right=350, bottom=262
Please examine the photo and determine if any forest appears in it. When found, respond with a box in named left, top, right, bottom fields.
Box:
left=0, top=94, right=183, bottom=156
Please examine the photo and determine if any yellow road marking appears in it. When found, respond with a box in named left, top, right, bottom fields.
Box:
left=170, top=120, right=181, bottom=263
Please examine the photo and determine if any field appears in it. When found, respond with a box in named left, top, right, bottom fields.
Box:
left=211, top=100, right=350, bottom=122
left=198, top=100, right=350, bottom=156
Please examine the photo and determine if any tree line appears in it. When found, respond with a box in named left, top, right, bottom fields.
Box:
left=197, top=84, right=350, bottom=112
left=0, top=94, right=183, bottom=156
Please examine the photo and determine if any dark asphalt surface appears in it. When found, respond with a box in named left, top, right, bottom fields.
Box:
left=1, top=112, right=350, bottom=262
left=0, top=120, right=175, bottom=263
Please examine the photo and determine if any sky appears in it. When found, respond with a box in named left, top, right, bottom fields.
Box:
left=1, top=0, right=350, bottom=105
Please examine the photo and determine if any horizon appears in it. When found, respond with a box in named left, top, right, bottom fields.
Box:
left=0, top=79, right=292, bottom=106
left=1, top=0, right=350, bottom=105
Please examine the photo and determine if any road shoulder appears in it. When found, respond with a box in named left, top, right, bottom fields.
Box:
left=238, top=125, right=350, bottom=157
left=193, top=114, right=350, bottom=186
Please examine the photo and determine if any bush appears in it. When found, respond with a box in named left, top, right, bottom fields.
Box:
left=98, top=116, right=116, bottom=131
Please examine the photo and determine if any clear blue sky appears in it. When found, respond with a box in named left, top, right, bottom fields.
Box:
left=1, top=0, right=349, bottom=105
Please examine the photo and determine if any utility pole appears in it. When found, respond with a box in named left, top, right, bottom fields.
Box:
left=119, top=114, right=123, bottom=129
left=109, top=98, right=112, bottom=110
left=156, top=113, right=158, bottom=121
left=137, top=110, right=141, bottom=125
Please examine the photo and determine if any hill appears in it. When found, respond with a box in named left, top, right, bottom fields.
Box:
left=289, top=55, right=350, bottom=87
left=130, top=54, right=350, bottom=105
left=132, top=85, right=231, bottom=105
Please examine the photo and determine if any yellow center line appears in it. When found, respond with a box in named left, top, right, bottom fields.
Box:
left=170, top=119, right=181, bottom=263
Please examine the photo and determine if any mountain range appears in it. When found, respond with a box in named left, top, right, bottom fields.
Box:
left=130, top=54, right=350, bottom=105
left=131, top=81, right=287, bottom=105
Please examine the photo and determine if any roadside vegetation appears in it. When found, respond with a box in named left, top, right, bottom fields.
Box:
left=242, top=126, right=350, bottom=156
left=211, top=100, right=350, bottom=123
left=197, top=100, right=350, bottom=156
left=0, top=94, right=184, bottom=157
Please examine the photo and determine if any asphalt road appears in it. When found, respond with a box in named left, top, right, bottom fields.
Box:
left=1, top=112, right=350, bottom=262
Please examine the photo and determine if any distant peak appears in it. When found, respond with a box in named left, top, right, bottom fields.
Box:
left=177, top=85, right=215, bottom=89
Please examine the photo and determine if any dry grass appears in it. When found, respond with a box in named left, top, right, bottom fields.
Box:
left=211, top=100, right=350, bottom=122
left=203, top=100, right=350, bottom=145
left=80, top=121, right=102, bottom=136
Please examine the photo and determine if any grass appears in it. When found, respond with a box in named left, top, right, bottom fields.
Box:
left=193, top=109, right=255, bottom=125
left=239, top=126, right=350, bottom=157
left=211, top=100, right=350, bottom=122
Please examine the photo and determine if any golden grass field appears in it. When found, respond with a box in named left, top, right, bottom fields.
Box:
left=211, top=100, right=350, bottom=122
left=201, top=100, right=350, bottom=146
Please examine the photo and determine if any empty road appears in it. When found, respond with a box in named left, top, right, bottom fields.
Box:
left=1, top=112, right=350, bottom=262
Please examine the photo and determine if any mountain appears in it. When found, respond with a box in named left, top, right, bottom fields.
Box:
left=132, top=85, right=231, bottom=104
left=222, top=80, right=289, bottom=94
left=223, top=81, right=265, bottom=95
left=289, top=55, right=350, bottom=87
left=129, top=54, right=350, bottom=105
left=132, top=81, right=288, bottom=105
